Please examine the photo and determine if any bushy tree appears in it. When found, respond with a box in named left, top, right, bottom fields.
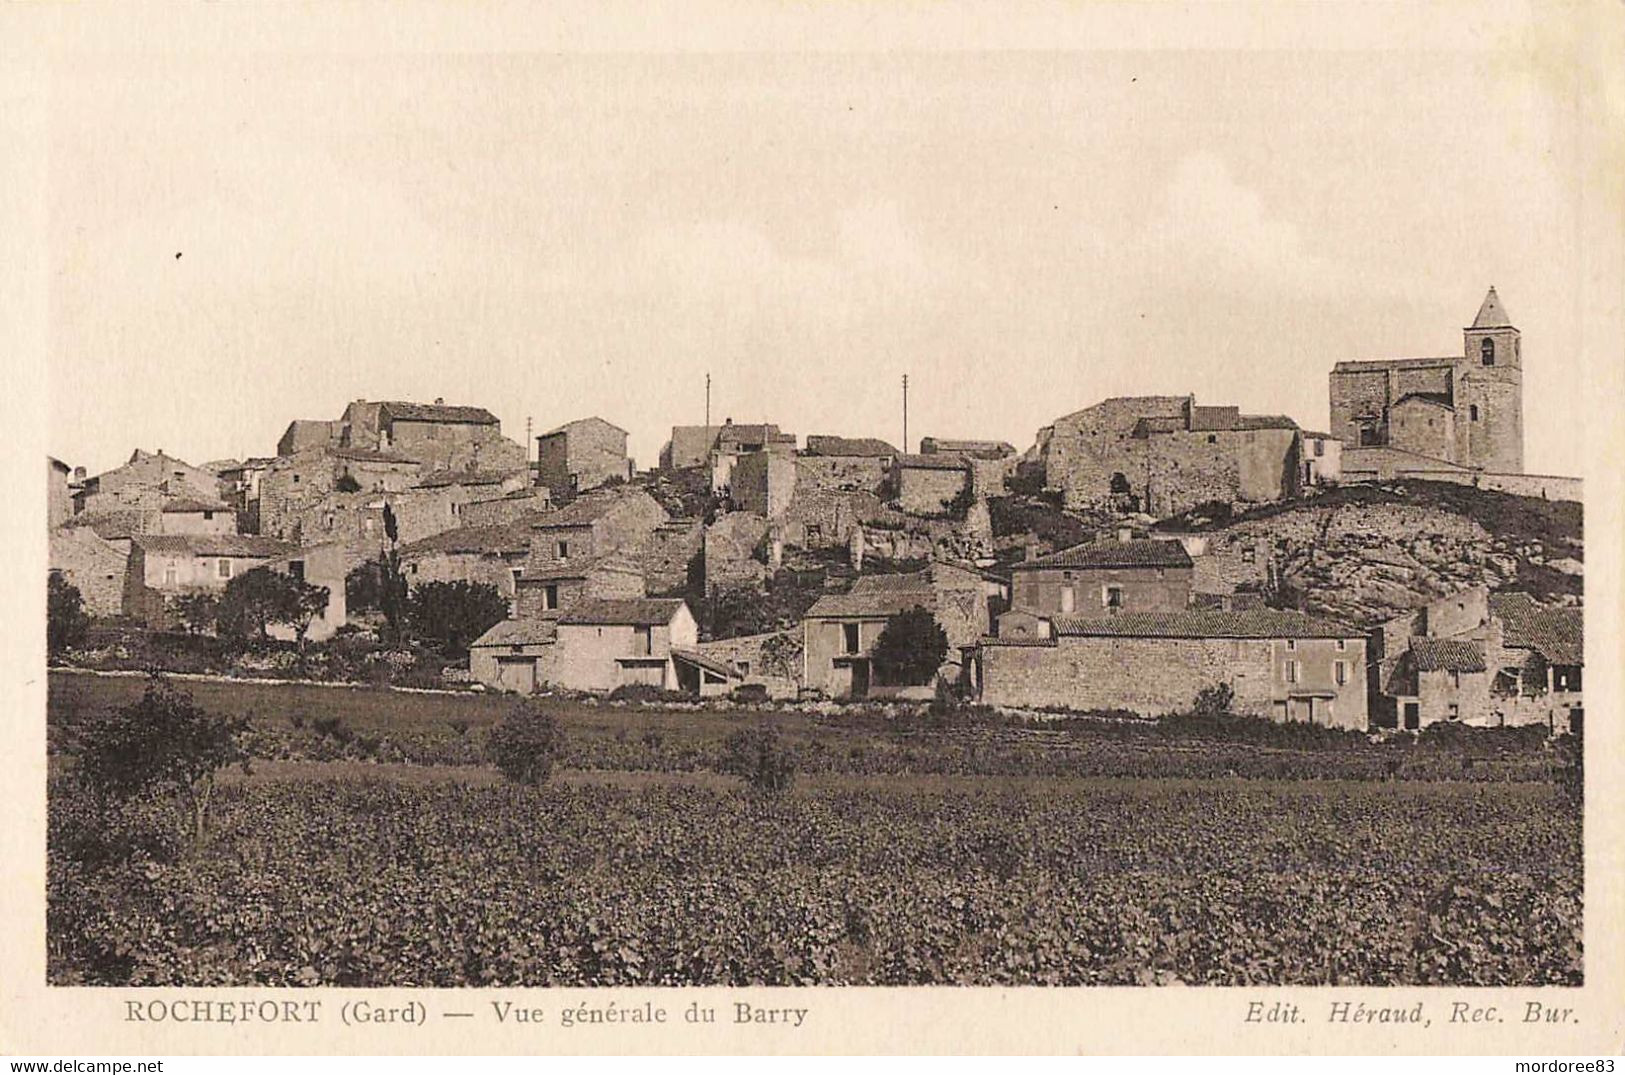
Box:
left=377, top=503, right=410, bottom=645
left=486, top=703, right=564, bottom=786
left=47, top=572, right=90, bottom=658
left=406, top=580, right=508, bottom=657
left=171, top=592, right=220, bottom=636
left=719, top=724, right=796, bottom=795
left=77, top=675, right=249, bottom=845
left=215, top=566, right=327, bottom=643
left=871, top=606, right=948, bottom=686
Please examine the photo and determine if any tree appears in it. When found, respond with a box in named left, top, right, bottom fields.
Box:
left=486, top=703, right=564, bottom=785
left=171, top=592, right=220, bottom=636
left=377, top=503, right=410, bottom=645
left=1193, top=682, right=1236, bottom=719
left=215, top=566, right=328, bottom=643
left=406, top=580, right=509, bottom=657
left=47, top=572, right=90, bottom=658
left=77, top=675, right=249, bottom=845
left=870, top=606, right=948, bottom=687
left=334, top=473, right=361, bottom=493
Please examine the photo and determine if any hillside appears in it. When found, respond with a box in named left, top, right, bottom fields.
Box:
left=1157, top=481, right=1582, bottom=628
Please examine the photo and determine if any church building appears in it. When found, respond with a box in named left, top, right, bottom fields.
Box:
left=1328, top=288, right=1523, bottom=478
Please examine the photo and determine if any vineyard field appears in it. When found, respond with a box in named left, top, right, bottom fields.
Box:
left=48, top=775, right=1582, bottom=987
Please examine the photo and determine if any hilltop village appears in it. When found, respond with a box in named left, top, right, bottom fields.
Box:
left=48, top=289, right=1583, bottom=733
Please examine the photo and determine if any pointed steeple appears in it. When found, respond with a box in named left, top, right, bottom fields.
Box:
left=1471, top=286, right=1512, bottom=329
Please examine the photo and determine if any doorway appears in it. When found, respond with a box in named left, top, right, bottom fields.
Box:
left=1403, top=701, right=1420, bottom=730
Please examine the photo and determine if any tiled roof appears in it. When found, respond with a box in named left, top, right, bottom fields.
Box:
left=1189, top=406, right=1240, bottom=431
left=1051, top=609, right=1361, bottom=640
left=1332, top=357, right=1460, bottom=374
left=1490, top=593, right=1583, bottom=665
left=716, top=422, right=793, bottom=448
left=332, top=447, right=422, bottom=465
left=416, top=469, right=515, bottom=489
left=849, top=571, right=933, bottom=594
left=399, top=520, right=537, bottom=557
left=558, top=597, right=686, bottom=627
left=670, top=646, right=737, bottom=678
left=1409, top=638, right=1487, bottom=672
left=543, top=416, right=628, bottom=437
left=471, top=618, right=558, bottom=648
left=1020, top=538, right=1193, bottom=570
left=1236, top=415, right=1300, bottom=431
left=378, top=401, right=499, bottom=425
left=803, top=435, right=899, bottom=458
left=1393, top=391, right=1454, bottom=410
left=62, top=510, right=151, bottom=540
left=805, top=590, right=933, bottom=619
left=160, top=498, right=233, bottom=513
left=1300, top=431, right=1341, bottom=441
left=531, top=489, right=654, bottom=529
left=920, top=438, right=1016, bottom=457
left=521, top=552, right=642, bottom=582
left=895, top=453, right=968, bottom=471
left=133, top=533, right=297, bottom=558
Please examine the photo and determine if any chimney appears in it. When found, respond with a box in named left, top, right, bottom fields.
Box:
left=1117, top=526, right=1133, bottom=543
left=434, top=397, right=444, bottom=405
left=72, top=466, right=85, bottom=480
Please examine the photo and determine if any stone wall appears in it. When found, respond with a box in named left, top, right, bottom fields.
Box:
left=1391, top=470, right=1581, bottom=503
left=732, top=452, right=797, bottom=519
left=49, top=528, right=128, bottom=616
left=1011, top=564, right=1193, bottom=615
left=1390, top=398, right=1455, bottom=461
left=639, top=520, right=704, bottom=596
left=703, top=512, right=770, bottom=595
left=537, top=420, right=629, bottom=494
left=384, top=420, right=525, bottom=475
left=695, top=630, right=801, bottom=698
left=897, top=465, right=968, bottom=515
left=459, top=488, right=551, bottom=528
left=795, top=455, right=888, bottom=497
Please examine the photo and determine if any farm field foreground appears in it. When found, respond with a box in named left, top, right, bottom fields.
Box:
left=47, top=674, right=1583, bottom=987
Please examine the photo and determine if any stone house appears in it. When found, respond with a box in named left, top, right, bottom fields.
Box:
left=122, top=533, right=298, bottom=624
left=263, top=541, right=348, bottom=643
left=1010, top=532, right=1194, bottom=616
left=214, top=456, right=277, bottom=533
left=526, top=488, right=668, bottom=566
left=457, top=486, right=552, bottom=529
left=1373, top=587, right=1582, bottom=733
left=551, top=598, right=697, bottom=693
left=689, top=629, right=802, bottom=699
left=730, top=450, right=797, bottom=519
left=156, top=498, right=238, bottom=535
left=338, top=399, right=525, bottom=475
left=469, top=619, right=560, bottom=694
left=277, top=419, right=340, bottom=457
left=638, top=519, right=705, bottom=596
left=49, top=528, right=128, bottom=616
left=919, top=437, right=1017, bottom=458
left=660, top=425, right=726, bottom=470
left=535, top=417, right=631, bottom=495
left=975, top=609, right=1368, bottom=726
left=514, top=552, right=647, bottom=619
left=48, top=457, right=74, bottom=529
left=1330, top=288, right=1523, bottom=478
left=57, top=510, right=153, bottom=555
left=801, top=586, right=935, bottom=698
left=701, top=511, right=771, bottom=595
left=892, top=454, right=970, bottom=516
left=73, top=450, right=221, bottom=517
left=1037, top=396, right=1303, bottom=518
left=1299, top=432, right=1343, bottom=486
left=796, top=437, right=896, bottom=498
left=398, top=518, right=540, bottom=611
left=709, top=420, right=797, bottom=494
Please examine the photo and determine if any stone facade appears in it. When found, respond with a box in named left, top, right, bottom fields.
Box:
left=893, top=455, right=970, bottom=515
left=548, top=599, right=697, bottom=693
left=514, top=553, right=647, bottom=620
left=638, top=519, right=705, bottom=596
left=535, top=417, right=630, bottom=495
left=48, top=457, right=74, bottom=529
left=1328, top=288, right=1524, bottom=475
left=277, top=420, right=339, bottom=457
left=457, top=487, right=552, bottom=529
left=527, top=488, right=668, bottom=565
left=156, top=500, right=238, bottom=535
left=693, top=630, right=802, bottom=698
left=702, top=512, right=771, bottom=595
left=795, top=453, right=890, bottom=498
left=50, top=527, right=128, bottom=616
left=661, top=425, right=725, bottom=470
left=977, top=611, right=1367, bottom=727
left=335, top=400, right=523, bottom=475
left=731, top=451, right=797, bottom=519
left=122, top=533, right=298, bottom=625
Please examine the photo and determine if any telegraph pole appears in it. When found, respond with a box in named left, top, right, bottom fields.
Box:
left=705, top=372, right=711, bottom=429
left=902, top=373, right=909, bottom=454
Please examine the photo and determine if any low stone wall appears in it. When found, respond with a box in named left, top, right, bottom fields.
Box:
left=1393, top=470, right=1583, bottom=504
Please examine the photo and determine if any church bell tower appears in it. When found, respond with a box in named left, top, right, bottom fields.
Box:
left=1458, top=286, right=1523, bottom=473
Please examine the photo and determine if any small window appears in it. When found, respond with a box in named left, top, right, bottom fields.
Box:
left=288, top=560, right=305, bottom=582
left=557, top=540, right=569, bottom=559
left=1470, top=404, right=1480, bottom=421
left=1241, top=547, right=1255, bottom=565
left=1285, top=638, right=1296, bottom=651
left=1335, top=639, right=1347, bottom=651
left=1313, top=439, right=1325, bottom=457
left=1449, top=670, right=1461, bottom=690
left=203, top=510, right=214, bottom=521
left=1335, top=660, right=1347, bottom=686
left=738, top=660, right=752, bottom=676
left=1448, top=703, right=1461, bottom=721
left=634, top=626, right=652, bottom=656
left=1481, top=338, right=1495, bottom=366
left=543, top=584, right=559, bottom=611
left=163, top=565, right=178, bottom=587
left=1207, top=434, right=1217, bottom=444
left=511, top=569, right=523, bottom=592
left=1104, top=586, right=1123, bottom=609
left=293, top=474, right=300, bottom=484
left=843, top=622, right=861, bottom=654
left=217, top=558, right=232, bottom=579
left=1286, top=659, right=1300, bottom=684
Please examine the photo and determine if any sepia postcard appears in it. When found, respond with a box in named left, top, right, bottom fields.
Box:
left=3, top=0, right=1623, bottom=1058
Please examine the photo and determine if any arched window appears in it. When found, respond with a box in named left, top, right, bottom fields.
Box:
left=1481, top=338, right=1495, bottom=365
left=1470, top=404, right=1480, bottom=422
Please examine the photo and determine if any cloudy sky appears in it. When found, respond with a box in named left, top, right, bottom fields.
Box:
left=44, top=43, right=1585, bottom=475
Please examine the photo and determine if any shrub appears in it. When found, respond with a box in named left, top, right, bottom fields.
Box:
left=47, top=573, right=90, bottom=658
left=216, top=567, right=329, bottom=645
left=486, top=704, right=564, bottom=786
left=871, top=607, right=948, bottom=687
left=1193, top=683, right=1235, bottom=719
left=76, top=675, right=249, bottom=845
left=719, top=725, right=796, bottom=795
left=171, top=592, right=220, bottom=636
left=606, top=683, right=690, bottom=705
left=731, top=683, right=771, bottom=705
